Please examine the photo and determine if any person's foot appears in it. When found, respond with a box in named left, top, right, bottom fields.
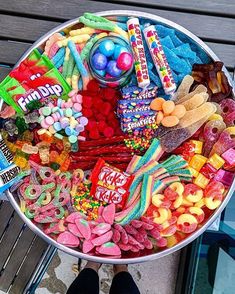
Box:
left=113, top=264, right=128, bottom=275
left=84, top=261, right=102, bottom=273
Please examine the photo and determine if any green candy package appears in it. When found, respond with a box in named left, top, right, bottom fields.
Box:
left=0, top=49, right=71, bottom=113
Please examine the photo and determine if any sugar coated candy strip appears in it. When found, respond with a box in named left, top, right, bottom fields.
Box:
left=143, top=25, right=176, bottom=95
left=127, top=18, right=150, bottom=89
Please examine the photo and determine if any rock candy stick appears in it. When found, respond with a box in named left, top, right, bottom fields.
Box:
left=143, top=25, right=176, bottom=95
left=127, top=18, right=150, bottom=89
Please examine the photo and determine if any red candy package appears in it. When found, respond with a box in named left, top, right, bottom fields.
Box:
left=90, top=159, right=134, bottom=208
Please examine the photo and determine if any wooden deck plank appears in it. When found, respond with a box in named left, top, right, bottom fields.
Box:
left=0, top=67, right=11, bottom=81
left=0, top=226, right=35, bottom=292
left=113, top=0, right=235, bottom=17
left=0, top=201, right=14, bottom=237
left=0, top=38, right=234, bottom=71
left=0, top=40, right=31, bottom=65
left=0, top=212, right=24, bottom=271
left=0, top=4, right=235, bottom=43
left=0, top=0, right=234, bottom=20
left=9, top=237, right=48, bottom=294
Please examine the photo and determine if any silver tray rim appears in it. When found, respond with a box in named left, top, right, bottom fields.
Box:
left=5, top=9, right=235, bottom=264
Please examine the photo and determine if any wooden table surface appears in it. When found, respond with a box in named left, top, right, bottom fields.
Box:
left=0, top=1, right=234, bottom=292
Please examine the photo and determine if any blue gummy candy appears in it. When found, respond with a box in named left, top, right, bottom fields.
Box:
left=172, top=44, right=196, bottom=62
left=162, top=45, right=191, bottom=74
left=160, top=36, right=174, bottom=49
left=148, top=69, right=162, bottom=88
left=156, top=25, right=183, bottom=47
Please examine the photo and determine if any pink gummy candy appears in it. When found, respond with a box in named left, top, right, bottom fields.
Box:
left=112, top=229, right=121, bottom=243
left=220, top=98, right=235, bottom=117
left=68, top=223, right=83, bottom=238
left=130, top=220, right=143, bottom=228
left=66, top=212, right=86, bottom=223
left=224, top=111, right=235, bottom=127
left=91, top=230, right=113, bottom=246
left=143, top=239, right=153, bottom=250
left=102, top=203, right=115, bottom=225
left=98, top=242, right=121, bottom=256
left=156, top=237, right=167, bottom=248
left=124, top=224, right=138, bottom=235
left=210, top=129, right=235, bottom=156
left=83, top=240, right=95, bottom=253
left=118, top=243, right=132, bottom=251
left=75, top=219, right=91, bottom=240
left=92, top=223, right=111, bottom=236
left=57, top=231, right=80, bottom=247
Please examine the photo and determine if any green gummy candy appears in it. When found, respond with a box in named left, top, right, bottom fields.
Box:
left=104, top=242, right=114, bottom=248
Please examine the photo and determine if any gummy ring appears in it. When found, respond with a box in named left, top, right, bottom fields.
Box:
left=55, top=206, right=65, bottom=219
left=25, top=185, right=42, bottom=200
left=204, top=181, right=225, bottom=196
left=160, top=224, right=177, bottom=237
left=182, top=198, right=194, bottom=207
left=169, top=182, right=184, bottom=195
left=205, top=191, right=223, bottom=210
left=184, top=184, right=203, bottom=203
left=187, top=207, right=205, bottom=223
left=38, top=192, right=52, bottom=206
left=58, top=172, right=72, bottom=181
left=153, top=208, right=169, bottom=224
left=152, top=193, right=171, bottom=208
left=171, top=194, right=183, bottom=209
left=73, top=169, right=84, bottom=182
left=194, top=198, right=205, bottom=208
left=25, top=208, right=37, bottom=219
left=177, top=213, right=198, bottom=234
left=172, top=206, right=186, bottom=218
left=161, top=216, right=177, bottom=229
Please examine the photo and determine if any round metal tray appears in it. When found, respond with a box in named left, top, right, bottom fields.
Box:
left=5, top=10, right=235, bottom=264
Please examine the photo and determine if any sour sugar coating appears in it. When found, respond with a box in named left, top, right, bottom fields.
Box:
left=79, top=13, right=128, bottom=40
left=143, top=25, right=176, bottom=95
left=127, top=18, right=150, bottom=88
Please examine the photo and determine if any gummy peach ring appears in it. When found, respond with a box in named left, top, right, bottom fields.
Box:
left=187, top=207, right=205, bottom=223
left=205, top=191, right=223, bottom=210
left=184, top=184, right=203, bottom=203
left=153, top=208, right=169, bottom=224
left=169, top=182, right=184, bottom=196
left=171, top=194, right=183, bottom=209
left=152, top=194, right=171, bottom=208
left=194, top=198, right=205, bottom=208
left=177, top=213, right=198, bottom=234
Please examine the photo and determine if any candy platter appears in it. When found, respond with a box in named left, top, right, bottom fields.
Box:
left=0, top=10, right=234, bottom=264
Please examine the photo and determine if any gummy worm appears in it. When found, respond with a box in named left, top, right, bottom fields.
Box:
left=79, top=13, right=128, bottom=39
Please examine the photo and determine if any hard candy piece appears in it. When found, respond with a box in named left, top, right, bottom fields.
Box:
left=57, top=231, right=80, bottom=247
left=222, top=148, right=235, bottom=165
left=116, top=52, right=133, bottom=71
left=92, top=52, right=107, bottom=70
left=98, top=242, right=121, bottom=255
left=113, top=45, right=129, bottom=59
left=106, top=60, right=122, bottom=77
left=99, top=39, right=115, bottom=57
